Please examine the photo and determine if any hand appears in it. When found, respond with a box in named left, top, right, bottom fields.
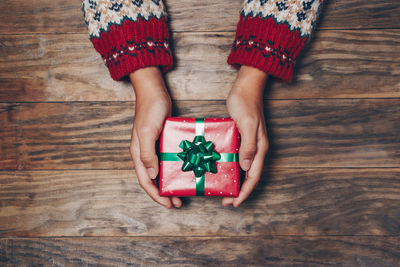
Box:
left=222, top=65, right=269, bottom=208
left=129, top=66, right=182, bottom=209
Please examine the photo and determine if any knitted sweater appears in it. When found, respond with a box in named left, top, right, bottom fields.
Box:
left=82, top=0, right=323, bottom=82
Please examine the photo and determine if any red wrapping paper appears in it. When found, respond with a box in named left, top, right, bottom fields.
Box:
left=159, top=117, right=240, bottom=197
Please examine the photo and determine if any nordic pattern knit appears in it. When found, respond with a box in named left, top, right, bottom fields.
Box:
left=81, top=0, right=323, bottom=82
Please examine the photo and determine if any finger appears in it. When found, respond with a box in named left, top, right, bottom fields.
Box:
left=171, top=197, right=182, bottom=208
left=137, top=126, right=159, bottom=179
left=237, top=118, right=258, bottom=171
left=222, top=197, right=234, bottom=207
left=132, top=130, right=173, bottom=209
left=233, top=136, right=268, bottom=208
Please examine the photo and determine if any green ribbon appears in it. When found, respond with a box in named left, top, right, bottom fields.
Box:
left=160, top=118, right=238, bottom=195
left=160, top=152, right=238, bottom=163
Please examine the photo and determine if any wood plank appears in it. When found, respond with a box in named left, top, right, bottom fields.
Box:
left=0, top=168, right=399, bottom=237
left=320, top=0, right=400, bottom=30
left=1, top=99, right=399, bottom=170
left=0, top=102, right=133, bottom=170
left=1, top=236, right=399, bottom=266
left=0, top=105, right=17, bottom=169
left=0, top=30, right=399, bottom=101
left=0, top=0, right=399, bottom=34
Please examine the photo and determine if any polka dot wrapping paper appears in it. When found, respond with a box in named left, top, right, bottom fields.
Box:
left=159, top=117, right=240, bottom=197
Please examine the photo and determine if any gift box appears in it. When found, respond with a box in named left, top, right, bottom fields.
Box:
left=159, top=118, right=240, bottom=197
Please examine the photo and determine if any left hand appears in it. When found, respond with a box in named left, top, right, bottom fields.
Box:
left=222, top=65, right=269, bottom=208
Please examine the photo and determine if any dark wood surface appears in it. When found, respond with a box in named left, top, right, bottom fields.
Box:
left=1, top=236, right=400, bottom=266
left=1, top=0, right=399, bottom=266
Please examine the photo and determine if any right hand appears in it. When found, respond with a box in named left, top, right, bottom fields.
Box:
left=222, top=65, right=269, bottom=208
left=129, top=66, right=182, bottom=209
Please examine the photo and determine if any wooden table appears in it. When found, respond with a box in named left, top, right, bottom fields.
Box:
left=1, top=0, right=399, bottom=266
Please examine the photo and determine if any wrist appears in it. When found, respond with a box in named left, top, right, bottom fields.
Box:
left=129, top=66, right=170, bottom=102
left=231, top=65, right=268, bottom=100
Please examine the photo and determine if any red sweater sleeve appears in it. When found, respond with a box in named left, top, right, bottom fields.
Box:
left=227, top=0, right=324, bottom=82
left=81, top=0, right=173, bottom=81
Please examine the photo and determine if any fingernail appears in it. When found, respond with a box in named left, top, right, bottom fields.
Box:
left=242, top=160, right=251, bottom=171
left=223, top=198, right=234, bottom=207
left=147, top=168, right=156, bottom=179
left=172, top=199, right=181, bottom=209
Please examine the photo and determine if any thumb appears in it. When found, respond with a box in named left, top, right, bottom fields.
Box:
left=238, top=121, right=257, bottom=171
left=138, top=128, right=159, bottom=179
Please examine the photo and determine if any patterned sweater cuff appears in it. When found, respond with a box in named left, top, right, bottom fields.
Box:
left=227, top=15, right=308, bottom=82
left=90, top=16, right=173, bottom=81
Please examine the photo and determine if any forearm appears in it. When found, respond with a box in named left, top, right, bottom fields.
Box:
left=82, top=0, right=173, bottom=81
left=228, top=0, right=324, bottom=82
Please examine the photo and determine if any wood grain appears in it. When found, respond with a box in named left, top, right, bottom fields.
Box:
left=1, top=236, right=400, bottom=266
left=0, top=102, right=133, bottom=170
left=0, top=0, right=399, bottom=34
left=1, top=99, right=399, bottom=170
left=1, top=30, right=399, bottom=101
left=0, top=0, right=398, bottom=263
left=0, top=168, right=399, bottom=237
left=0, top=104, right=17, bottom=169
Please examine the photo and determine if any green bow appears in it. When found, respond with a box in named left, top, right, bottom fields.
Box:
left=177, top=136, right=221, bottom=177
